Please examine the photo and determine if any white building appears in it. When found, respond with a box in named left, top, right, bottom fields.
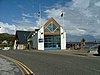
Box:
left=32, top=18, right=66, bottom=50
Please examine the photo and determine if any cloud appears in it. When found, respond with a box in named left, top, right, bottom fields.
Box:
left=22, top=13, right=33, bottom=18
left=13, top=17, right=38, bottom=31
left=1, top=0, right=100, bottom=39
left=15, top=17, right=32, bottom=23
left=45, top=8, right=62, bottom=18
left=17, top=5, right=25, bottom=10
left=36, top=18, right=47, bottom=28
left=43, top=0, right=100, bottom=38
left=72, top=0, right=90, bottom=9
left=0, top=22, right=16, bottom=34
left=95, top=1, right=100, bottom=7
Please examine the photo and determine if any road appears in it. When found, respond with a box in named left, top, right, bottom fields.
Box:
left=0, top=50, right=100, bottom=75
left=0, top=56, right=22, bottom=75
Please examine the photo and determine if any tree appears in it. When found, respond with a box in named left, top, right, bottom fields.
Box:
left=0, top=33, right=15, bottom=47
left=81, top=38, right=86, bottom=43
left=81, top=38, right=86, bottom=48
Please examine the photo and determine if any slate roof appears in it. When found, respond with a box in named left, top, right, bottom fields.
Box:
left=16, top=30, right=34, bottom=44
left=35, top=29, right=39, bottom=31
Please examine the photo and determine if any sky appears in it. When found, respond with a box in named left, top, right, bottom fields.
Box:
left=0, top=0, right=100, bottom=40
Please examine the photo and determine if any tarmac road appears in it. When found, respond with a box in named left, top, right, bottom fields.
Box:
left=0, top=50, right=100, bottom=75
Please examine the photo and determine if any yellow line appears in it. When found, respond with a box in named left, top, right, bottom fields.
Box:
left=15, top=63, right=25, bottom=75
left=0, top=54, right=35, bottom=75
left=18, top=61, right=34, bottom=74
left=15, top=61, right=30, bottom=75
left=0, top=54, right=30, bottom=74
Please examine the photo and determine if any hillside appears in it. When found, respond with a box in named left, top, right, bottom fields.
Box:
left=0, top=33, right=15, bottom=44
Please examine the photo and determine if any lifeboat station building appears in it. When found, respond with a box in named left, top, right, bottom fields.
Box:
left=32, top=18, right=66, bottom=50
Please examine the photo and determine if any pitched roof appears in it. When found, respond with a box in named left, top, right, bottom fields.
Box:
left=44, top=17, right=61, bottom=29
left=43, top=17, right=61, bottom=35
left=15, top=30, right=33, bottom=44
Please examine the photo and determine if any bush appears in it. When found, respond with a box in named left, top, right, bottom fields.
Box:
left=0, top=44, right=13, bottom=47
left=0, top=44, right=7, bottom=47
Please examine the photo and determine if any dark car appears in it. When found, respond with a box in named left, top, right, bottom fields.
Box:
left=97, top=45, right=100, bottom=55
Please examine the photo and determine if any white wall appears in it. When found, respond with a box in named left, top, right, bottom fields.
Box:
left=32, top=26, right=66, bottom=50
left=13, top=40, right=26, bottom=50
left=17, top=44, right=24, bottom=50
left=38, top=27, right=44, bottom=50
left=60, top=27, right=66, bottom=50
left=13, top=40, right=17, bottom=50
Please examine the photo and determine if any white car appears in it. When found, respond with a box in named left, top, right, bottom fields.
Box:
left=2, top=47, right=10, bottom=50
left=89, top=45, right=99, bottom=54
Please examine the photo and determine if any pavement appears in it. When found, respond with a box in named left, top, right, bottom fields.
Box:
left=28, top=49, right=92, bottom=57
left=0, top=56, right=22, bottom=75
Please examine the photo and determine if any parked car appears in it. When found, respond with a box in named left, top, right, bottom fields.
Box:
left=88, top=45, right=99, bottom=54
left=97, top=45, right=100, bottom=55
left=2, top=47, right=10, bottom=50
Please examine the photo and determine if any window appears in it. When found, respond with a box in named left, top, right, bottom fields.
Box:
left=39, top=38, right=44, bottom=42
left=44, top=23, right=60, bottom=32
left=44, top=35, right=61, bottom=48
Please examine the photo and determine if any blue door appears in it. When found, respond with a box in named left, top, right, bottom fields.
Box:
left=44, top=35, right=61, bottom=50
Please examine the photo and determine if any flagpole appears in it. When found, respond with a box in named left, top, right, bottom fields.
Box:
left=62, top=0, right=65, bottom=31
left=63, top=12, right=64, bottom=30
left=61, top=11, right=64, bottom=30
left=39, top=0, right=42, bottom=28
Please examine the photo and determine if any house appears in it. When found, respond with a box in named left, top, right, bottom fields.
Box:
left=2, top=40, right=8, bottom=44
left=13, top=31, right=33, bottom=50
left=32, top=17, right=66, bottom=50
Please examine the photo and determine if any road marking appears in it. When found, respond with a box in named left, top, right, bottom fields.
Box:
left=0, top=54, right=35, bottom=75
left=15, top=63, right=25, bottom=75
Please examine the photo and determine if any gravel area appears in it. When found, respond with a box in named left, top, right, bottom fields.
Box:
left=0, top=57, right=21, bottom=75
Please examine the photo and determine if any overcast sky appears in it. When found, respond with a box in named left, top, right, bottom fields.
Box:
left=0, top=0, right=100, bottom=39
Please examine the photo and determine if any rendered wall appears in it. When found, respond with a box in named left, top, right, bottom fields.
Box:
left=13, top=40, right=17, bottom=50
left=38, top=27, right=44, bottom=50
left=60, top=27, right=66, bottom=50
left=17, top=44, right=24, bottom=50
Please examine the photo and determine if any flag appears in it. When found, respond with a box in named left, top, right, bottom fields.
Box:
left=61, top=12, right=63, bottom=17
left=37, top=11, right=40, bottom=17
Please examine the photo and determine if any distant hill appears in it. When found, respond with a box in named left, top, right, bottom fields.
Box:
left=67, top=34, right=96, bottom=42
left=0, top=33, right=15, bottom=43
